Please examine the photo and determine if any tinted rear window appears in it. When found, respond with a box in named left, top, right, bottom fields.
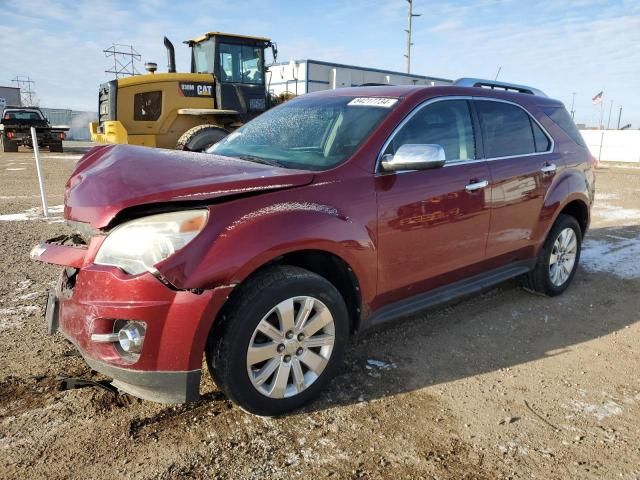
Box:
left=476, top=101, right=548, bottom=158
left=543, top=106, right=586, bottom=148
left=3, top=110, right=43, bottom=121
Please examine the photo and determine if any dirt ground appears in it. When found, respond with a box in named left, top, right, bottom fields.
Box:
left=0, top=143, right=638, bottom=480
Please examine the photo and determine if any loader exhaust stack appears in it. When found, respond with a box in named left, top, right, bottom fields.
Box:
left=164, top=36, right=176, bottom=73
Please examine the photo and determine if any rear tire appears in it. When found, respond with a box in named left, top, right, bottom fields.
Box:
left=206, top=266, right=349, bottom=416
left=48, top=142, right=63, bottom=153
left=175, top=124, right=228, bottom=152
left=523, top=214, right=582, bottom=296
left=1, top=137, right=18, bottom=153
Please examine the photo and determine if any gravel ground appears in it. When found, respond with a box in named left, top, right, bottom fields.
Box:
left=0, top=143, right=639, bottom=479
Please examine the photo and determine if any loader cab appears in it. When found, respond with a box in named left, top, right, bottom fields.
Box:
left=186, top=32, right=276, bottom=121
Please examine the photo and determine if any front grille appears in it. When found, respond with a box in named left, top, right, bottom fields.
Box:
left=98, top=80, right=118, bottom=125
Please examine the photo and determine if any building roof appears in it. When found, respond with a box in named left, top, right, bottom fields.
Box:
left=269, top=59, right=452, bottom=83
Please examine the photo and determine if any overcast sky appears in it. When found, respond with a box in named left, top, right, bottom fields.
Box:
left=1, top=0, right=638, bottom=128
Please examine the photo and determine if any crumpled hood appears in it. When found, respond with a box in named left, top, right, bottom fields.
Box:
left=64, top=144, right=314, bottom=228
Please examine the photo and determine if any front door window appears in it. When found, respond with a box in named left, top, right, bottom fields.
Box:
left=383, top=99, right=475, bottom=164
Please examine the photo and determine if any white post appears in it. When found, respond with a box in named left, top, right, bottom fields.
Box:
left=597, top=131, right=605, bottom=163
left=30, top=126, right=49, bottom=218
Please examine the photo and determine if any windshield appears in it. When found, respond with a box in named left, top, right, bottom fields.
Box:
left=208, top=96, right=396, bottom=171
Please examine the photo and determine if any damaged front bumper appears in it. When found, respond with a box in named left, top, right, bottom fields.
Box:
left=31, top=234, right=233, bottom=404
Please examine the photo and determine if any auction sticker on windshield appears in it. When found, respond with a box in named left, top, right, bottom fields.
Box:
left=347, top=97, right=398, bottom=107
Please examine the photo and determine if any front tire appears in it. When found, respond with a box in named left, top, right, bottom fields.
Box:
left=206, top=266, right=350, bottom=416
left=176, top=124, right=228, bottom=152
left=523, top=214, right=582, bottom=296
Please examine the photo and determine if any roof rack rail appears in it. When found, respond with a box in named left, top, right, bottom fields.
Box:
left=454, top=78, right=547, bottom=97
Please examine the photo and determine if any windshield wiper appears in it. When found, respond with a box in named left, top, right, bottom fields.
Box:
left=237, top=155, right=284, bottom=168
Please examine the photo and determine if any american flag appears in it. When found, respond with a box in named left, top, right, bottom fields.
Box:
left=592, top=91, right=603, bottom=105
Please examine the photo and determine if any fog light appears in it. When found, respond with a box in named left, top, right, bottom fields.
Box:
left=118, top=322, right=146, bottom=354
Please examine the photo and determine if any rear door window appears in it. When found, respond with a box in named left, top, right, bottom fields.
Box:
left=475, top=100, right=550, bottom=158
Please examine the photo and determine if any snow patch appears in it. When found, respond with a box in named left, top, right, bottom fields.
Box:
left=594, top=193, right=620, bottom=201
left=366, top=359, right=396, bottom=370
left=18, top=291, right=42, bottom=301
left=0, top=306, right=39, bottom=316
left=581, top=236, right=640, bottom=279
left=15, top=279, right=34, bottom=291
left=39, top=155, right=83, bottom=160
left=0, top=306, right=40, bottom=331
left=594, top=194, right=640, bottom=225
left=568, top=400, right=624, bottom=421
left=0, top=205, right=64, bottom=222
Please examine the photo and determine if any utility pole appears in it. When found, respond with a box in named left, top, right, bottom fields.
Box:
left=606, top=99, right=614, bottom=129
left=11, top=75, right=37, bottom=106
left=570, top=92, right=576, bottom=119
left=405, top=0, right=421, bottom=73
left=617, top=106, right=623, bottom=129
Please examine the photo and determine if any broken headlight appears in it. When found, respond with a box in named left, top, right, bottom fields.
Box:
left=94, top=210, right=208, bottom=275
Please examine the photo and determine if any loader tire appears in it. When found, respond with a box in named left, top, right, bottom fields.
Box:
left=176, top=125, right=228, bottom=152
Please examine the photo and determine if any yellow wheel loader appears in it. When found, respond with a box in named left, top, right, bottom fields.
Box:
left=90, top=33, right=277, bottom=151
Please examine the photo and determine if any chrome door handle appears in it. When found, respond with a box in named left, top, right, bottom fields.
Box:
left=541, top=163, right=557, bottom=174
left=465, top=180, right=489, bottom=192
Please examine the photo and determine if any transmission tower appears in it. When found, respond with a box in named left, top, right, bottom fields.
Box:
left=11, top=76, right=37, bottom=106
left=104, top=44, right=141, bottom=78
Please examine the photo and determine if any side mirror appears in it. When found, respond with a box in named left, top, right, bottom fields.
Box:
left=381, top=144, right=446, bottom=171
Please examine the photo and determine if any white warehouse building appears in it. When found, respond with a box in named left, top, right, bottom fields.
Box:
left=267, top=59, right=451, bottom=97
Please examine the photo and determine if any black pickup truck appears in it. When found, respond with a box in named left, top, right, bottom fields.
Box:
left=0, top=107, right=69, bottom=153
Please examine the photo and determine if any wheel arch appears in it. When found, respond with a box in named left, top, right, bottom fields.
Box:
left=215, top=248, right=363, bottom=337
left=534, top=167, right=592, bottom=251
left=557, top=198, right=589, bottom=236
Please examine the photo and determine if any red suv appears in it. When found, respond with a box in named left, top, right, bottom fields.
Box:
left=32, top=79, right=595, bottom=415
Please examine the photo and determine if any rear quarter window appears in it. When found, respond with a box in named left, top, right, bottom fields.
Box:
left=542, top=106, right=586, bottom=148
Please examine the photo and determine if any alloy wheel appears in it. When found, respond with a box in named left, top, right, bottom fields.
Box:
left=549, top=227, right=578, bottom=286
left=246, top=296, right=336, bottom=399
